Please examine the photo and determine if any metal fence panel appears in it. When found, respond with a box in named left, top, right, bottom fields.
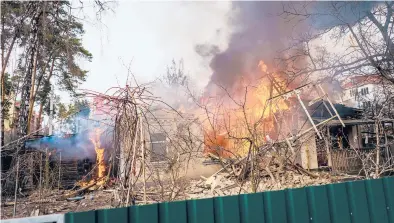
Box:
left=187, top=198, right=215, bottom=223
left=62, top=177, right=394, bottom=223
left=263, top=190, right=287, bottom=223
left=130, top=203, right=158, bottom=223
left=327, top=182, right=352, bottom=223
left=346, top=180, right=371, bottom=223
left=65, top=209, right=96, bottom=223
left=239, top=192, right=265, bottom=223
left=383, top=177, right=394, bottom=222
left=306, top=185, right=331, bottom=223
left=286, top=188, right=310, bottom=223
left=97, top=207, right=128, bottom=223
left=365, top=179, right=389, bottom=223
left=159, top=200, right=187, bottom=223
left=214, top=195, right=241, bottom=223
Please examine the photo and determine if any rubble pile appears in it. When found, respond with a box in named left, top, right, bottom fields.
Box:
left=186, top=169, right=335, bottom=199
left=1, top=163, right=343, bottom=220
left=1, top=148, right=345, bottom=220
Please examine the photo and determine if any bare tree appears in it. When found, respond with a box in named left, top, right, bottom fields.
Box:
left=280, top=2, right=394, bottom=84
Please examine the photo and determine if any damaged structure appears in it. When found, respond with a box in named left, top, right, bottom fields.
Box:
left=267, top=83, right=394, bottom=174
left=2, top=78, right=394, bottom=220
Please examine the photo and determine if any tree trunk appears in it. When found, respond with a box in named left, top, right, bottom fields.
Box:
left=17, top=6, right=40, bottom=138
left=32, top=56, right=54, bottom=102
left=1, top=72, right=5, bottom=147
left=27, top=47, right=39, bottom=134
left=1, top=109, right=4, bottom=147
left=29, top=55, right=55, bottom=127
left=0, top=34, right=17, bottom=79
left=1, top=8, right=5, bottom=148
left=0, top=34, right=15, bottom=146
left=375, top=121, right=380, bottom=177
left=1, top=36, right=17, bottom=146
left=1, top=8, right=5, bottom=65
left=1, top=1, right=36, bottom=79
left=18, top=36, right=38, bottom=138
left=36, top=103, right=43, bottom=133
left=34, top=58, right=55, bottom=134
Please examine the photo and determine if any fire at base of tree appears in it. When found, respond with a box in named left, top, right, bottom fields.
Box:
left=1, top=1, right=394, bottom=220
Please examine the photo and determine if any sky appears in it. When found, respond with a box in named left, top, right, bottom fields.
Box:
left=5, top=1, right=358, bottom=106
left=59, top=1, right=233, bottom=103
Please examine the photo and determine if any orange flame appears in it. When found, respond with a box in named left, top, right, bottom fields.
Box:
left=202, top=60, right=290, bottom=157
left=89, top=128, right=106, bottom=185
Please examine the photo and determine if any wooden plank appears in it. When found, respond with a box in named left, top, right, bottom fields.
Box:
left=318, top=84, right=345, bottom=127
left=294, top=90, right=322, bottom=139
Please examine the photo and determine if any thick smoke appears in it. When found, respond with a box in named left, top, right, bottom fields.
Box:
left=199, top=2, right=306, bottom=93
left=199, top=2, right=377, bottom=95
left=25, top=109, right=114, bottom=161
left=25, top=132, right=96, bottom=160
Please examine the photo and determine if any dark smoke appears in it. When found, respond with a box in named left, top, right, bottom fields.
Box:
left=195, top=44, right=220, bottom=58
left=201, top=2, right=306, bottom=93
left=199, top=1, right=377, bottom=95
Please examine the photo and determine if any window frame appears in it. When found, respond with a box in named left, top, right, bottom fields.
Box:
left=150, top=132, right=168, bottom=162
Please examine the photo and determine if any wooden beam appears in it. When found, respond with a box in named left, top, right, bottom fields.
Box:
left=318, top=84, right=345, bottom=127
left=288, top=115, right=338, bottom=141
left=267, top=83, right=311, bottom=101
left=294, top=90, right=322, bottom=139
left=311, top=85, right=334, bottom=117
left=322, top=101, right=334, bottom=117
left=308, top=94, right=326, bottom=106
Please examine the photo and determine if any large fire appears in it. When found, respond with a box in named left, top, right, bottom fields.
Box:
left=202, top=61, right=290, bottom=158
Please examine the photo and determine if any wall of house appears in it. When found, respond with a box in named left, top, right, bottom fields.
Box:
left=341, top=83, right=378, bottom=108
left=143, top=110, right=221, bottom=179
left=347, top=125, right=363, bottom=149
left=300, top=133, right=319, bottom=170
left=118, top=107, right=220, bottom=182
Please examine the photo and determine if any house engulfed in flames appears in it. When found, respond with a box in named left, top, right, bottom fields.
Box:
left=198, top=61, right=394, bottom=173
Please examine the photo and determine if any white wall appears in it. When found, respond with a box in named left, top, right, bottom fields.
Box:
left=341, top=83, right=380, bottom=108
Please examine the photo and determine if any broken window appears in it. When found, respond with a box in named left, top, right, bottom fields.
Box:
left=150, top=133, right=167, bottom=162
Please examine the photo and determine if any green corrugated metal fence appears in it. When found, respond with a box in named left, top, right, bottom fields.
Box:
left=65, top=177, right=394, bottom=223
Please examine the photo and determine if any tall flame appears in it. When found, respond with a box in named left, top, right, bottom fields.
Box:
left=89, top=128, right=106, bottom=185
left=202, top=60, right=290, bottom=157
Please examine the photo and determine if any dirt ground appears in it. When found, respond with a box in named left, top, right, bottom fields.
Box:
left=1, top=170, right=345, bottom=220
left=1, top=189, right=116, bottom=219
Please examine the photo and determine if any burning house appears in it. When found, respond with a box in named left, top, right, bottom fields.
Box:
left=12, top=76, right=391, bottom=195
left=6, top=70, right=392, bottom=194
left=199, top=70, right=394, bottom=175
